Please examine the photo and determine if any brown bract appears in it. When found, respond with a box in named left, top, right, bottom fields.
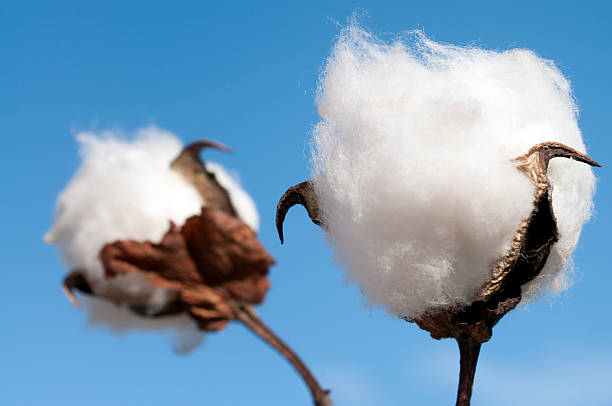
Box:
left=100, top=207, right=275, bottom=331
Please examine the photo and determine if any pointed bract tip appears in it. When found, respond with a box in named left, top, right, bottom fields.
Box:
left=275, top=181, right=322, bottom=245
left=515, top=141, right=600, bottom=168
left=185, top=140, right=232, bottom=155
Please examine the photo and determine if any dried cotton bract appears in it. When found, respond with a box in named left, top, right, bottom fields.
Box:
left=281, top=25, right=596, bottom=320
left=45, top=127, right=259, bottom=351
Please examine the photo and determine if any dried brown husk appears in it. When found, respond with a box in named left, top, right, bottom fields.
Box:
left=100, top=207, right=274, bottom=331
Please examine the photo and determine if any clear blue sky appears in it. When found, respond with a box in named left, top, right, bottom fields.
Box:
left=2, top=1, right=611, bottom=405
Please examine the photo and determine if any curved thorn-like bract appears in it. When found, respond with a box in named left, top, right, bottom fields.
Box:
left=171, top=139, right=237, bottom=217
left=182, top=140, right=233, bottom=156
left=513, top=141, right=600, bottom=168
left=62, top=270, right=93, bottom=308
left=276, top=181, right=322, bottom=244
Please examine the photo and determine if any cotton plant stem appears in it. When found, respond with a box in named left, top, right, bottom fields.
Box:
left=455, top=335, right=482, bottom=406
left=233, top=302, right=333, bottom=406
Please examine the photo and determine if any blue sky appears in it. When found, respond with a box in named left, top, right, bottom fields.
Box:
left=2, top=1, right=611, bottom=405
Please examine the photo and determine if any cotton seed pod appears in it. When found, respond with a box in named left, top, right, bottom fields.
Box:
left=46, top=130, right=332, bottom=406
left=276, top=24, right=599, bottom=406
left=45, top=130, right=263, bottom=348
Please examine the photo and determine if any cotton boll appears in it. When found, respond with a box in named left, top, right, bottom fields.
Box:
left=311, top=25, right=595, bottom=319
left=46, top=126, right=259, bottom=349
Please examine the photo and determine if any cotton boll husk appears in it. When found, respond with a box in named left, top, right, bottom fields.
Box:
left=46, top=126, right=258, bottom=349
left=311, top=25, right=595, bottom=319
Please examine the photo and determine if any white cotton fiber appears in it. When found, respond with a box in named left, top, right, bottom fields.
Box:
left=311, top=24, right=595, bottom=319
left=83, top=296, right=205, bottom=354
left=45, top=126, right=259, bottom=349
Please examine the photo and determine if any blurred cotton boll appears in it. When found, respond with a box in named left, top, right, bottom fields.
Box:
left=310, top=24, right=595, bottom=319
left=45, top=126, right=258, bottom=352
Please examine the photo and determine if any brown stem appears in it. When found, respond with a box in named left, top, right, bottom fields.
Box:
left=233, top=302, right=333, bottom=406
left=455, top=335, right=482, bottom=406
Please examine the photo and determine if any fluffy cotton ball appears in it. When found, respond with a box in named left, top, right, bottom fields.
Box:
left=311, top=24, right=595, bottom=319
left=46, top=126, right=259, bottom=351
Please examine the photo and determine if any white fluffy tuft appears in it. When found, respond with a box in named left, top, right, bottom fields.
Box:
left=311, top=24, right=595, bottom=319
left=46, top=126, right=258, bottom=349
left=83, top=296, right=205, bottom=354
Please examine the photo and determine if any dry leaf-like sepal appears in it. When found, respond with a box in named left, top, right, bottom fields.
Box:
left=100, top=207, right=274, bottom=332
